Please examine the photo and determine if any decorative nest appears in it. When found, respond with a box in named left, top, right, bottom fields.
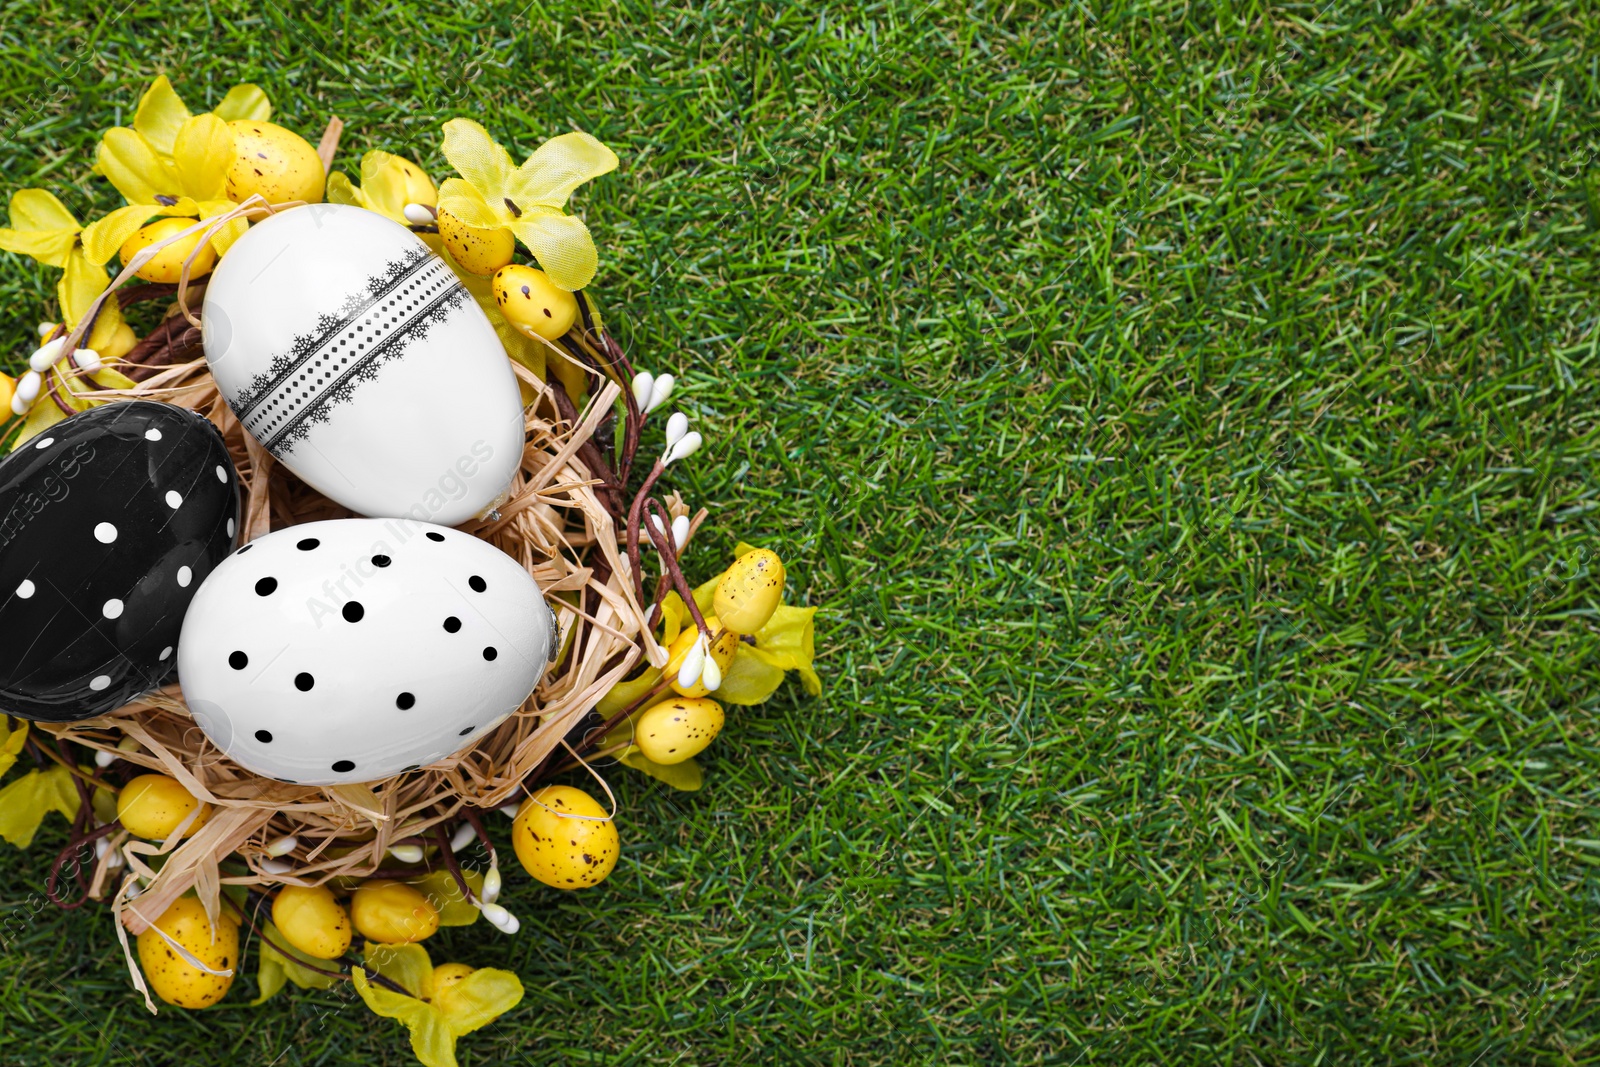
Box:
left=32, top=278, right=686, bottom=937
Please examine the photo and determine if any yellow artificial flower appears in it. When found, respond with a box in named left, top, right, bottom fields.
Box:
left=352, top=942, right=523, bottom=1067
left=79, top=113, right=248, bottom=265
left=79, top=71, right=274, bottom=267
left=687, top=543, right=821, bottom=705
left=436, top=118, right=617, bottom=291
left=0, top=765, right=80, bottom=848
left=0, top=190, right=137, bottom=358
left=327, top=151, right=437, bottom=225
left=128, top=74, right=270, bottom=159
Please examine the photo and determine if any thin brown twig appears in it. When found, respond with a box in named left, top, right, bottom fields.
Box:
left=46, top=821, right=119, bottom=909
left=643, top=496, right=710, bottom=637
left=459, top=806, right=498, bottom=867
left=31, top=736, right=105, bottom=787
left=432, top=822, right=476, bottom=903
left=625, top=461, right=666, bottom=608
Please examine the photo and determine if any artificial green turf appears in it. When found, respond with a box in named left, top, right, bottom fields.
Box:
left=3, top=0, right=1600, bottom=1063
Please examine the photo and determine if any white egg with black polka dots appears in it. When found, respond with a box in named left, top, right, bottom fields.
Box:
left=176, top=518, right=559, bottom=785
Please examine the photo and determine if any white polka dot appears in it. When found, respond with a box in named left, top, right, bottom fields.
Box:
left=102, top=599, right=123, bottom=619
left=165, top=490, right=183, bottom=509
left=33, top=437, right=53, bottom=449
left=94, top=522, right=117, bottom=543
left=159, top=646, right=173, bottom=660
left=215, top=465, right=227, bottom=483
left=89, top=675, right=110, bottom=691
left=177, top=566, right=192, bottom=587
left=227, top=518, right=236, bottom=537
left=144, top=428, right=162, bottom=441
left=15, top=580, right=34, bottom=599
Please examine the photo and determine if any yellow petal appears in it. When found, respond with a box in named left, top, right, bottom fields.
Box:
left=58, top=248, right=112, bottom=328
left=595, top=666, right=666, bottom=719
left=96, top=127, right=174, bottom=205
left=80, top=203, right=165, bottom=266
left=173, top=114, right=234, bottom=201
left=0, top=226, right=78, bottom=269
left=86, top=300, right=133, bottom=358
left=0, top=766, right=81, bottom=848
left=362, top=151, right=435, bottom=212
left=0, top=717, right=28, bottom=779
left=326, top=170, right=370, bottom=209
left=132, top=75, right=191, bottom=157
left=352, top=969, right=459, bottom=1067
left=618, top=748, right=703, bottom=791
left=0, top=190, right=80, bottom=268
left=364, top=941, right=433, bottom=999
left=13, top=393, right=72, bottom=445
left=692, top=574, right=719, bottom=616
left=507, top=131, right=618, bottom=210
left=7, top=188, right=80, bottom=233
left=754, top=605, right=821, bottom=696
left=258, top=920, right=338, bottom=995
left=212, top=83, right=271, bottom=122
left=716, top=648, right=787, bottom=705
left=441, top=118, right=514, bottom=198
left=405, top=868, right=484, bottom=927
left=438, top=967, right=523, bottom=1036
left=359, top=155, right=413, bottom=222
left=90, top=319, right=138, bottom=361
left=436, top=178, right=502, bottom=229
left=197, top=199, right=249, bottom=257
left=510, top=211, right=599, bottom=292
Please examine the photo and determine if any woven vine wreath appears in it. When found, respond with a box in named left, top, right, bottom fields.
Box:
left=0, top=76, right=817, bottom=1065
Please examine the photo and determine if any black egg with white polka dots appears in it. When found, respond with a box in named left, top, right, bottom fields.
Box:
left=0, top=401, right=241, bottom=722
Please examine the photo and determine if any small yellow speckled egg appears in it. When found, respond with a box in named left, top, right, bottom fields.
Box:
left=428, top=961, right=476, bottom=1010
left=225, top=120, right=326, bottom=205
left=117, top=774, right=212, bottom=840
left=271, top=884, right=352, bottom=960
left=663, top=616, right=741, bottom=698
left=350, top=879, right=439, bottom=944
left=119, top=218, right=217, bottom=283
left=635, top=696, right=724, bottom=765
left=439, top=209, right=515, bottom=275
left=491, top=264, right=578, bottom=340
left=136, top=893, right=238, bottom=1009
left=512, top=785, right=619, bottom=890
left=713, top=549, right=786, bottom=634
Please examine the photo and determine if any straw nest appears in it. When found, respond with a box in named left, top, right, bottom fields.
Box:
left=33, top=285, right=679, bottom=936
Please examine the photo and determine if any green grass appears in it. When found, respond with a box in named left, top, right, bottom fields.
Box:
left=3, top=0, right=1600, bottom=1063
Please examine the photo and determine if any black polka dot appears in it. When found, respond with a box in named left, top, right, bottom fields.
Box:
left=468, top=575, right=486, bottom=593
left=396, top=692, right=415, bottom=710
left=294, top=672, right=314, bottom=691
left=342, top=601, right=364, bottom=623
left=458, top=726, right=474, bottom=736
left=237, top=544, right=253, bottom=554
left=255, top=576, right=277, bottom=596
left=229, top=651, right=248, bottom=670
left=443, top=616, right=461, bottom=633
left=482, top=647, right=497, bottom=661
left=255, top=730, right=273, bottom=743
left=426, top=531, right=445, bottom=542
left=331, top=759, right=354, bottom=773
left=297, top=538, right=320, bottom=550
left=372, top=554, right=391, bottom=568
